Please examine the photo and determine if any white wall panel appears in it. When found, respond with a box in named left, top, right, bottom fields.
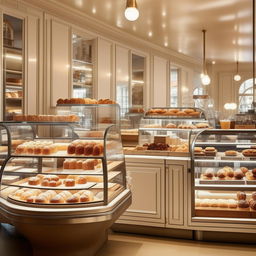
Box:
left=153, top=56, right=167, bottom=107
left=50, top=20, right=70, bottom=107
left=97, top=38, right=112, bottom=99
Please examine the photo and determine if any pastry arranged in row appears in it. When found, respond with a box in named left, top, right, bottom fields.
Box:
left=11, top=188, right=94, bottom=204
left=27, top=174, right=89, bottom=187
left=201, top=166, right=250, bottom=180
left=56, top=98, right=116, bottom=105
left=13, top=115, right=79, bottom=122
left=145, top=108, right=201, bottom=117
left=63, top=159, right=100, bottom=170
left=67, top=140, right=104, bottom=156
left=196, top=191, right=256, bottom=210
left=6, top=91, right=23, bottom=98
left=194, top=147, right=217, bottom=156
left=136, top=142, right=189, bottom=152
left=15, top=141, right=67, bottom=155
left=144, top=122, right=209, bottom=129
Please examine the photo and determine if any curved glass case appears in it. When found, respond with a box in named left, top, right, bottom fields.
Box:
left=0, top=119, right=126, bottom=208
left=137, top=107, right=209, bottom=154
left=191, top=129, right=256, bottom=221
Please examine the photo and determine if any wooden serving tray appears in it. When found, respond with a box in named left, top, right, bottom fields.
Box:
left=195, top=207, right=256, bottom=218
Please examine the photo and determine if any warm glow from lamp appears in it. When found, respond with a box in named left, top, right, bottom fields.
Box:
left=201, top=74, right=211, bottom=85
left=234, top=74, right=241, bottom=81
left=125, top=0, right=139, bottom=21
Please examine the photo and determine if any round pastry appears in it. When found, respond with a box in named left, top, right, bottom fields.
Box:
left=46, top=175, right=59, bottom=182
left=57, top=98, right=64, bottom=104
left=80, top=194, right=90, bottom=202
left=250, top=200, right=256, bottom=210
left=237, top=191, right=246, bottom=200
left=194, top=147, right=203, bottom=153
left=35, top=195, right=48, bottom=203
left=75, top=144, right=84, bottom=155
left=69, top=159, right=77, bottom=169
left=20, top=191, right=34, bottom=200
left=234, top=170, right=245, bottom=180
left=26, top=196, right=36, bottom=203
left=228, top=199, right=237, bottom=208
left=66, top=195, right=80, bottom=203
left=204, top=169, right=214, bottom=179
left=84, top=145, right=93, bottom=155
left=176, top=111, right=186, bottom=116
left=250, top=192, right=256, bottom=201
left=28, top=177, right=40, bottom=185
left=50, top=195, right=65, bottom=204
left=184, top=109, right=194, bottom=114
left=217, top=169, right=226, bottom=179
left=41, top=179, right=49, bottom=186
left=92, top=145, right=101, bottom=156
left=49, top=180, right=58, bottom=187
left=64, top=179, right=75, bottom=187
left=252, top=168, right=256, bottom=177
left=240, top=167, right=249, bottom=174
left=210, top=199, right=218, bottom=207
left=76, top=160, right=83, bottom=169
left=196, top=123, right=209, bottom=129
left=166, top=123, right=177, bottom=128
left=218, top=199, right=228, bottom=208
left=225, top=150, right=237, bottom=156
left=27, top=146, right=34, bottom=154
left=82, top=161, right=89, bottom=170
left=42, top=146, right=51, bottom=155
left=77, top=176, right=87, bottom=184
left=34, top=146, right=42, bottom=155
left=190, top=111, right=200, bottom=116
left=238, top=200, right=249, bottom=208
left=85, top=159, right=95, bottom=170
left=63, top=159, right=70, bottom=169
left=67, top=144, right=76, bottom=154
left=200, top=199, right=210, bottom=207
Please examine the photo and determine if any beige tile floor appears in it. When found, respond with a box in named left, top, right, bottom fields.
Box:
left=97, top=232, right=256, bottom=256
left=1, top=224, right=255, bottom=256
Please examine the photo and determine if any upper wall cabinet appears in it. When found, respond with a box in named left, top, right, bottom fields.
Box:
left=72, top=34, right=95, bottom=99
left=0, top=7, right=41, bottom=120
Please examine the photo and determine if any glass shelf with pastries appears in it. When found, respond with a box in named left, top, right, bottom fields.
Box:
left=0, top=118, right=127, bottom=208
left=190, top=129, right=256, bottom=221
left=123, top=107, right=210, bottom=156
left=55, top=97, right=120, bottom=132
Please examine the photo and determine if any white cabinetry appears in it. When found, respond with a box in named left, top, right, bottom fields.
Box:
left=118, top=160, right=165, bottom=227
left=166, top=164, right=184, bottom=226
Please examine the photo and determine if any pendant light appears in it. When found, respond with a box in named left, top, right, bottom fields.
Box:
left=124, top=0, right=139, bottom=21
left=201, top=29, right=211, bottom=85
left=234, top=61, right=241, bottom=81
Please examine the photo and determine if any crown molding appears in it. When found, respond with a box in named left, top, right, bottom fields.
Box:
left=19, top=0, right=201, bottom=69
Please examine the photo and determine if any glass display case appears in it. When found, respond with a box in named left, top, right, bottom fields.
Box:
left=72, top=34, right=94, bottom=98
left=56, top=103, right=120, bottom=130
left=191, top=129, right=256, bottom=221
left=2, top=14, right=24, bottom=121
left=0, top=119, right=126, bottom=207
left=133, top=107, right=209, bottom=155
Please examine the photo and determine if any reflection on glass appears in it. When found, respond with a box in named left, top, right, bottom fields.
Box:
left=72, top=34, right=93, bottom=98
left=170, top=67, right=179, bottom=107
left=238, top=78, right=253, bottom=113
left=3, top=14, right=24, bottom=121
left=131, top=54, right=144, bottom=108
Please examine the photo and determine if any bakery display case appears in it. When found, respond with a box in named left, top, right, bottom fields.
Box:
left=191, top=129, right=256, bottom=222
left=124, top=107, right=209, bottom=156
left=56, top=99, right=120, bottom=130
left=2, top=14, right=24, bottom=121
left=0, top=118, right=131, bottom=255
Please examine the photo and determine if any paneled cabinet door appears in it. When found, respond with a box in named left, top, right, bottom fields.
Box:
left=166, top=164, right=184, bottom=226
left=118, top=163, right=165, bottom=226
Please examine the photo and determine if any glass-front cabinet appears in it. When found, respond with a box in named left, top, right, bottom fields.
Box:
left=0, top=113, right=126, bottom=207
left=72, top=33, right=94, bottom=98
left=191, top=129, right=256, bottom=222
left=2, top=14, right=24, bottom=121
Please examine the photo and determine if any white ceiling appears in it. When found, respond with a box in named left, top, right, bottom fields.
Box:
left=51, top=0, right=253, bottom=63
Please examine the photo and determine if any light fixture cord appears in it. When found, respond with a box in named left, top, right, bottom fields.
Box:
left=202, top=29, right=206, bottom=74
left=236, top=61, right=239, bottom=74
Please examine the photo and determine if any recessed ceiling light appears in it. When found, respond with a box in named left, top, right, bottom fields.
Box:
left=162, top=11, right=166, bottom=17
left=178, top=49, right=182, bottom=53
left=164, top=42, right=168, bottom=47
left=133, top=25, right=137, bottom=31
left=148, top=31, right=153, bottom=37
left=212, top=60, right=216, bottom=64
left=92, top=7, right=96, bottom=14
left=162, top=23, right=166, bottom=28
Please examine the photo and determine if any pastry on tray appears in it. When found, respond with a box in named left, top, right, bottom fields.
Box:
left=225, top=150, right=238, bottom=156
left=242, top=149, right=256, bottom=157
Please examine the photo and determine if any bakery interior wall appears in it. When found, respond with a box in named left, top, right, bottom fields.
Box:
left=0, top=0, right=203, bottom=120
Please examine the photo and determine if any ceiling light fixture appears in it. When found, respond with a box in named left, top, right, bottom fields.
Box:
left=234, top=61, right=241, bottom=81
left=124, top=0, right=139, bottom=21
left=201, top=29, right=211, bottom=85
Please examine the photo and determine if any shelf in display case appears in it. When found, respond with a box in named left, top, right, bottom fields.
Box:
left=142, top=116, right=206, bottom=121
left=72, top=59, right=92, bottom=65
left=6, top=69, right=22, bottom=74
left=139, top=127, right=202, bottom=132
